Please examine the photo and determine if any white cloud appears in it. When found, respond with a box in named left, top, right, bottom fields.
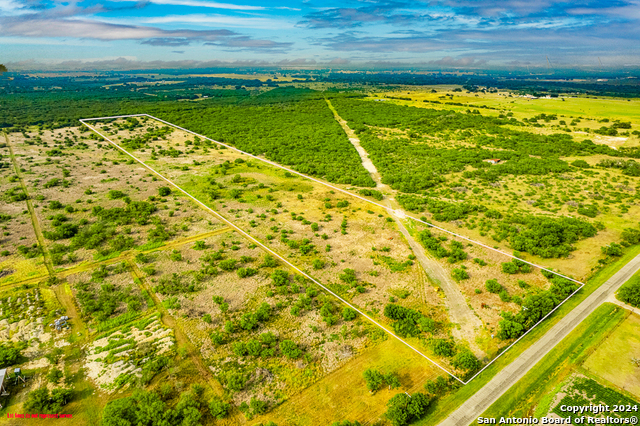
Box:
left=0, top=0, right=28, bottom=15
left=111, top=0, right=265, bottom=10
left=142, top=13, right=294, bottom=29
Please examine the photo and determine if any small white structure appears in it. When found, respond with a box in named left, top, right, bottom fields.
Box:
left=0, top=368, right=9, bottom=397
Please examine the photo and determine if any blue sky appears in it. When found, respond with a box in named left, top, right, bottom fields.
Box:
left=1, top=0, right=640, bottom=70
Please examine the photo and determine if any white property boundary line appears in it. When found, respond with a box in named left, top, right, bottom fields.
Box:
left=79, top=113, right=586, bottom=385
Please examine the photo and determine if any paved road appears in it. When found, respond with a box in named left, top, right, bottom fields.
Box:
left=440, top=251, right=640, bottom=426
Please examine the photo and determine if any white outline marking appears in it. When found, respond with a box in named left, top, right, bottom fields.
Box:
left=79, top=113, right=586, bottom=384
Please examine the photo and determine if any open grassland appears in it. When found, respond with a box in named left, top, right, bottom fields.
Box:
left=5, top=127, right=227, bottom=268
left=372, top=87, right=640, bottom=134
left=91, top=115, right=576, bottom=369
left=583, top=302, right=640, bottom=397
left=0, top=134, right=47, bottom=283
left=252, top=337, right=442, bottom=426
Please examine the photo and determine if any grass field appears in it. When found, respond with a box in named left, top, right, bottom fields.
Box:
left=583, top=305, right=640, bottom=397
left=252, top=337, right=442, bottom=426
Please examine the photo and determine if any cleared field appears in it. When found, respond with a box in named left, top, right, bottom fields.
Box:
left=583, top=310, right=640, bottom=397
left=252, top=337, right=442, bottom=426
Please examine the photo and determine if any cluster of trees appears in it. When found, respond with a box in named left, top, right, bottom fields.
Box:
left=501, top=258, right=532, bottom=274
left=504, top=215, right=598, bottom=258
left=332, top=97, right=512, bottom=133
left=383, top=303, right=436, bottom=338
left=397, top=194, right=483, bottom=220
left=362, top=368, right=400, bottom=392
left=121, top=126, right=173, bottom=150
left=358, top=188, right=384, bottom=201
left=598, top=159, right=640, bottom=176
left=231, top=332, right=301, bottom=359
left=617, top=277, right=640, bottom=308
left=498, top=271, right=579, bottom=340
left=417, top=231, right=467, bottom=263
left=328, top=97, right=620, bottom=193
left=23, top=388, right=72, bottom=414
left=102, top=386, right=225, bottom=426
left=0, top=342, right=22, bottom=368
left=75, top=264, right=145, bottom=321
left=157, top=89, right=375, bottom=187
left=385, top=392, right=432, bottom=426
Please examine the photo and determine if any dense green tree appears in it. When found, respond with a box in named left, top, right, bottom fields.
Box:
left=24, top=388, right=72, bottom=415
left=0, top=343, right=22, bottom=368
left=618, top=279, right=640, bottom=308
left=385, top=392, right=432, bottom=426
left=363, top=368, right=385, bottom=391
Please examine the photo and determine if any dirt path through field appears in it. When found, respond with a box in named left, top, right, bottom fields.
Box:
left=0, top=227, right=233, bottom=291
left=129, top=261, right=245, bottom=424
left=5, top=132, right=54, bottom=275
left=52, top=281, right=87, bottom=339
left=324, top=101, right=485, bottom=356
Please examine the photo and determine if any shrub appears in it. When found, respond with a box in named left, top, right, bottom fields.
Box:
left=261, top=254, right=277, bottom=268
left=108, top=190, right=126, bottom=199
left=24, top=388, right=72, bottom=414
left=622, top=228, right=640, bottom=245
left=0, top=343, right=21, bottom=368
left=451, top=268, right=469, bottom=281
left=342, top=307, right=357, bottom=321
left=237, top=267, right=257, bottom=278
left=429, top=339, right=455, bottom=357
left=385, top=392, right=431, bottom=426
left=452, top=350, right=481, bottom=372
left=312, top=259, right=325, bottom=270
left=339, top=268, right=357, bottom=285
left=280, top=340, right=302, bottom=359
left=209, top=397, right=230, bottom=419
left=363, top=368, right=385, bottom=391
left=601, top=243, right=623, bottom=257
left=502, top=262, right=518, bottom=274
left=219, top=259, right=237, bottom=271
left=158, top=187, right=171, bottom=196
left=485, top=279, right=502, bottom=293
left=46, top=368, right=64, bottom=384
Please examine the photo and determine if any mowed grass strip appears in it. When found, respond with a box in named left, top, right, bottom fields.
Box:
left=252, top=337, right=441, bottom=426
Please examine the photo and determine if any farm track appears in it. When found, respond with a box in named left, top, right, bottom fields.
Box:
left=4, top=132, right=54, bottom=275
left=52, top=281, right=87, bottom=340
left=324, top=100, right=484, bottom=355
left=129, top=261, right=245, bottom=424
left=0, top=227, right=233, bottom=290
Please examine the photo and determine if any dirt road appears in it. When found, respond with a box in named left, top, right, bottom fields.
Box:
left=325, top=100, right=484, bottom=355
